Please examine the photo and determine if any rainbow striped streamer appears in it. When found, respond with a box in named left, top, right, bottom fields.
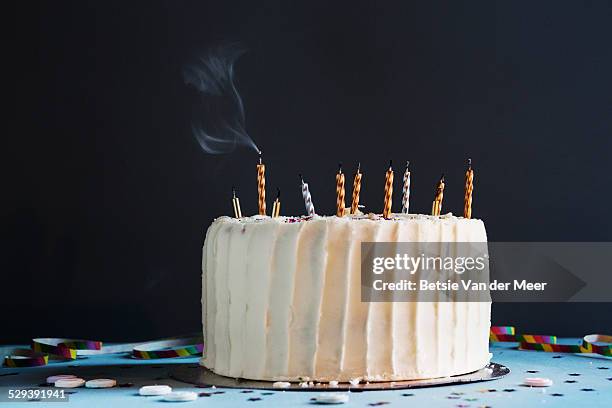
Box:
left=3, top=349, right=49, bottom=368
left=31, top=338, right=102, bottom=360
left=490, top=326, right=611, bottom=357
left=3, top=336, right=204, bottom=368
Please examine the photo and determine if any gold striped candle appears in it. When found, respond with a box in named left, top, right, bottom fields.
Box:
left=272, top=188, right=281, bottom=218
left=350, top=163, right=362, bottom=215
left=336, top=164, right=345, bottom=217
left=256, top=152, right=266, bottom=215
left=463, top=159, right=474, bottom=219
left=382, top=161, right=394, bottom=218
left=431, top=174, right=445, bottom=216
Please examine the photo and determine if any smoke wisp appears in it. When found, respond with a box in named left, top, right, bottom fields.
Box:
left=183, top=45, right=260, bottom=154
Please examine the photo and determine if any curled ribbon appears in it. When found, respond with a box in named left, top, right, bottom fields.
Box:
left=3, top=336, right=204, bottom=368
left=490, top=326, right=611, bottom=357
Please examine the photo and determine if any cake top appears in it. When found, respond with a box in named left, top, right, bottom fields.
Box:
left=213, top=212, right=483, bottom=225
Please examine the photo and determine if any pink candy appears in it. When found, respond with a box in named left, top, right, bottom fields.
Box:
left=524, top=377, right=553, bottom=387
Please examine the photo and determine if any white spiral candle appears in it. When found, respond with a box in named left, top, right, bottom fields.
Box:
left=300, top=175, right=316, bottom=216
left=402, top=161, right=411, bottom=214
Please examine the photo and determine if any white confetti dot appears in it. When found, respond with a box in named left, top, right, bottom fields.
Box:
left=312, top=393, right=349, bottom=404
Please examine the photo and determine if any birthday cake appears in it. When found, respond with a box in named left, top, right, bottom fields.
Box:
left=200, top=213, right=491, bottom=382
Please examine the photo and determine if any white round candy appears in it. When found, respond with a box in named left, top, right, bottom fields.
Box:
left=163, top=391, right=198, bottom=402
left=313, top=393, right=350, bottom=404
left=55, top=378, right=85, bottom=388
left=85, top=379, right=117, bottom=388
left=46, top=374, right=77, bottom=384
left=139, top=385, right=173, bottom=396
left=524, top=377, right=553, bottom=387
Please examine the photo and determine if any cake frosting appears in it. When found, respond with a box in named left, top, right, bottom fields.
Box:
left=201, top=213, right=491, bottom=381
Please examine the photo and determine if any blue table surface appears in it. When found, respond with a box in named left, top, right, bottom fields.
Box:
left=1, top=340, right=611, bottom=407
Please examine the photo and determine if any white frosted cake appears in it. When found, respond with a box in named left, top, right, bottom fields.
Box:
left=201, top=213, right=491, bottom=381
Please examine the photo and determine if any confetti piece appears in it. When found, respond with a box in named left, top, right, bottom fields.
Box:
left=580, top=388, right=595, bottom=392
left=311, top=393, right=350, bottom=404
left=85, top=379, right=116, bottom=388
left=46, top=374, right=77, bottom=384
left=524, top=377, right=553, bottom=387
left=163, top=391, right=198, bottom=402
left=55, top=378, right=85, bottom=388
left=139, top=385, right=172, bottom=396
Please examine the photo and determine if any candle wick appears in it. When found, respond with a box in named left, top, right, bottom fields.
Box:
left=338, top=162, right=343, bottom=174
left=406, top=160, right=410, bottom=169
left=299, top=173, right=304, bottom=183
left=232, top=186, right=237, bottom=199
left=467, top=158, right=472, bottom=170
left=276, top=187, right=281, bottom=199
left=258, top=151, right=262, bottom=164
left=440, top=173, right=445, bottom=182
left=357, top=162, right=361, bottom=172
left=388, top=159, right=393, bottom=170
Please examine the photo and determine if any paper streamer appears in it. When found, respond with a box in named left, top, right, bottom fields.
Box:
left=3, top=336, right=203, bottom=368
left=490, top=326, right=611, bottom=357
left=31, top=338, right=102, bottom=359
left=3, top=349, right=49, bottom=368
left=132, top=337, right=204, bottom=359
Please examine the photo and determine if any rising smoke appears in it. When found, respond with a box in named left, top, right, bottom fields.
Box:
left=183, top=44, right=260, bottom=154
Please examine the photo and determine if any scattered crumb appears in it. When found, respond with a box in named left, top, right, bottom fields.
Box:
left=329, top=380, right=339, bottom=388
left=349, top=378, right=361, bottom=386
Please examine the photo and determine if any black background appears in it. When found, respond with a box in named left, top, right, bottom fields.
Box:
left=4, top=0, right=612, bottom=343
